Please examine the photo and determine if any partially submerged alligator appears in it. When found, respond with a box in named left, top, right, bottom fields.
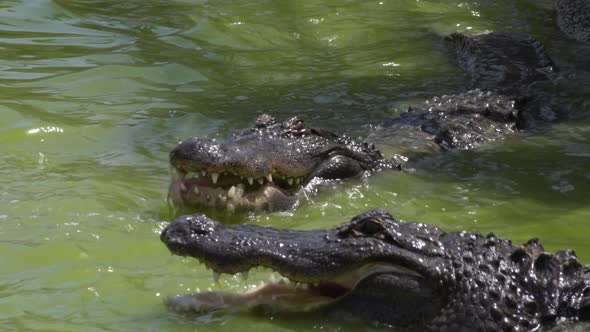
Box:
left=168, top=114, right=389, bottom=212
left=445, top=32, right=556, bottom=92
left=169, top=90, right=520, bottom=212
left=168, top=32, right=559, bottom=213
left=161, top=209, right=590, bottom=331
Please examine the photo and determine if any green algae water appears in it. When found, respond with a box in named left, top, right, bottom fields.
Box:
left=1, top=1, right=590, bottom=331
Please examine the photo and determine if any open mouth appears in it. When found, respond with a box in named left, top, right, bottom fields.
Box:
left=165, top=263, right=423, bottom=314
left=167, top=166, right=309, bottom=212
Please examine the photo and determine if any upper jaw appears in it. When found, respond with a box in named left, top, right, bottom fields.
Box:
left=170, top=165, right=308, bottom=191
left=169, top=137, right=319, bottom=178
left=160, top=213, right=437, bottom=281
left=167, top=166, right=305, bottom=212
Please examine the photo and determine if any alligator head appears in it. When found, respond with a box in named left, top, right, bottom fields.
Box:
left=161, top=210, right=590, bottom=330
left=168, top=114, right=387, bottom=212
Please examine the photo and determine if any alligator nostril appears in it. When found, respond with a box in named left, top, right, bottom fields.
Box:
left=192, top=227, right=209, bottom=236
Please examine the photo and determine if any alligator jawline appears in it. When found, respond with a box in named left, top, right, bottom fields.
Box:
left=165, top=263, right=424, bottom=314
left=168, top=167, right=308, bottom=211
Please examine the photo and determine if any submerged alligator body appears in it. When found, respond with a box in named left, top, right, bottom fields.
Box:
left=556, top=0, right=590, bottom=42
left=168, top=32, right=556, bottom=213
left=161, top=210, right=590, bottom=331
left=368, top=89, right=520, bottom=161
left=446, top=32, right=559, bottom=127
left=446, top=32, right=556, bottom=92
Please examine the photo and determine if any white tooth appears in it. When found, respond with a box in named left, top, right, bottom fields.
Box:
left=229, top=185, right=244, bottom=204
left=247, top=177, right=254, bottom=185
left=266, top=174, right=273, bottom=183
left=228, top=186, right=236, bottom=198
left=213, top=272, right=220, bottom=283
left=193, top=186, right=200, bottom=195
left=258, top=178, right=264, bottom=185
left=211, top=173, right=219, bottom=184
left=235, top=184, right=245, bottom=197
left=201, top=170, right=206, bottom=176
left=180, top=182, right=187, bottom=192
left=296, top=177, right=301, bottom=184
left=287, top=178, right=293, bottom=186
left=218, top=194, right=227, bottom=202
left=241, top=271, right=249, bottom=280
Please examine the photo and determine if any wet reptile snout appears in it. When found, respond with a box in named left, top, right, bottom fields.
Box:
left=161, top=214, right=217, bottom=252
left=170, top=138, right=221, bottom=169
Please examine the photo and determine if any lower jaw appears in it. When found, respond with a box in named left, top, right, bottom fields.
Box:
left=167, top=181, right=299, bottom=212
left=165, top=279, right=341, bottom=314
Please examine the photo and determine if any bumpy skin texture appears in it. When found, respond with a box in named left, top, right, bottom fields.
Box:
left=556, top=0, right=590, bottom=42
left=171, top=114, right=383, bottom=178
left=162, top=210, right=590, bottom=331
left=446, top=32, right=556, bottom=92
left=170, top=91, right=528, bottom=211
left=168, top=114, right=388, bottom=211
left=168, top=34, right=558, bottom=212
left=369, top=89, right=520, bottom=161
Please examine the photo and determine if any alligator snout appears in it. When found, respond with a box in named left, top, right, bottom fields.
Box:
left=161, top=213, right=218, bottom=255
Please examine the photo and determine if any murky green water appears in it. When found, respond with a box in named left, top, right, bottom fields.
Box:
left=1, top=0, right=590, bottom=331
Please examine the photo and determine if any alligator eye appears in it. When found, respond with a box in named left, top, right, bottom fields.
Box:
left=336, top=218, right=388, bottom=239
left=353, top=219, right=385, bottom=236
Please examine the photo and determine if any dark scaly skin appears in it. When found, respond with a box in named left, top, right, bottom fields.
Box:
left=168, top=114, right=389, bottom=212
left=168, top=33, right=558, bottom=213
left=446, top=32, right=556, bottom=92
left=161, top=210, right=590, bottom=331
left=446, top=31, right=562, bottom=127
left=556, top=0, right=590, bottom=42
left=169, top=93, right=522, bottom=213
left=369, top=89, right=520, bottom=162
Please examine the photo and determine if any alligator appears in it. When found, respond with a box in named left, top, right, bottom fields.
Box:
left=445, top=31, right=563, bottom=128
left=168, top=32, right=556, bottom=213
left=169, top=91, right=519, bottom=213
left=168, top=114, right=389, bottom=212
left=445, top=32, right=556, bottom=92
left=161, top=209, right=590, bottom=331
left=556, top=0, right=590, bottom=42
